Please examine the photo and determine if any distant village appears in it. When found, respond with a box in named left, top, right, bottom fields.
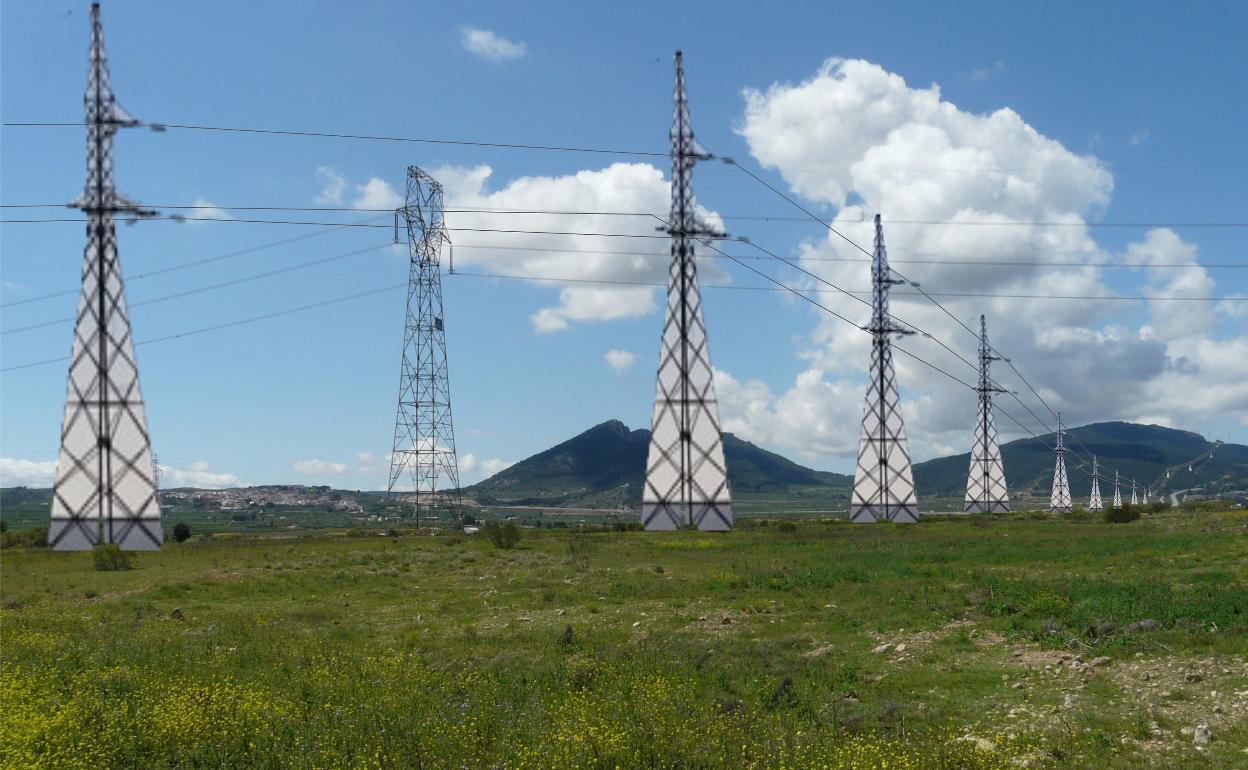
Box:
left=162, top=485, right=370, bottom=514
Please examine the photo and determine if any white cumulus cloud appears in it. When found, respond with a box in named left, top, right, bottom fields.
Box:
left=461, top=27, right=527, bottom=62
left=604, top=349, right=638, bottom=373
left=185, top=197, right=233, bottom=224
left=159, top=460, right=239, bottom=489
left=430, top=162, right=723, bottom=333
left=0, top=457, right=58, bottom=487
left=721, top=57, right=1247, bottom=468
left=293, top=459, right=349, bottom=475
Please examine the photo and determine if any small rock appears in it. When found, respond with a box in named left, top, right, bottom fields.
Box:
left=1096, top=621, right=1116, bottom=636
left=632, top=621, right=641, bottom=628
left=975, top=737, right=996, bottom=753
left=556, top=609, right=566, bottom=616
left=1012, top=682, right=1024, bottom=690
left=170, top=608, right=184, bottom=621
left=895, top=643, right=907, bottom=653
left=872, top=642, right=893, bottom=654
left=1063, top=694, right=1076, bottom=709
left=721, top=616, right=731, bottom=625
left=1194, top=724, right=1213, bottom=745
left=1185, top=672, right=1203, bottom=683
left=1090, top=656, right=1112, bottom=667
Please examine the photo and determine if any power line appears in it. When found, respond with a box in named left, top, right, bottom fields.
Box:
left=5, top=201, right=1246, bottom=229
left=0, top=282, right=405, bottom=373
left=3, top=121, right=671, bottom=158
left=8, top=213, right=1246, bottom=269
left=1, top=216, right=387, bottom=308
left=3, top=243, right=391, bottom=335
left=448, top=270, right=1247, bottom=303
left=448, top=241, right=1248, bottom=270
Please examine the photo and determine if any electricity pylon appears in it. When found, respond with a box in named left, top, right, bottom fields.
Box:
left=1048, top=413, right=1073, bottom=513
left=964, top=315, right=1009, bottom=513
left=386, top=167, right=463, bottom=528
left=1130, top=478, right=1139, bottom=505
left=850, top=215, right=919, bottom=523
left=1088, top=455, right=1104, bottom=511
left=1112, top=470, right=1123, bottom=509
left=50, top=3, right=162, bottom=551
left=642, top=51, right=733, bottom=531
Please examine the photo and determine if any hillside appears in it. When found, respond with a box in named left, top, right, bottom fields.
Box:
left=914, top=421, right=1248, bottom=504
left=462, top=419, right=850, bottom=508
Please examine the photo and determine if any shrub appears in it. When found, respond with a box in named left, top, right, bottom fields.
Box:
left=1, top=527, right=48, bottom=549
left=172, top=522, right=192, bottom=542
left=1104, top=505, right=1141, bottom=524
left=92, top=543, right=134, bottom=571
left=775, top=520, right=798, bottom=534
left=483, top=520, right=521, bottom=549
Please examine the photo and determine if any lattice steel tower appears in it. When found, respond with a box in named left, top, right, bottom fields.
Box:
left=1048, top=413, right=1073, bottom=513
left=964, top=314, right=1010, bottom=513
left=1088, top=455, right=1104, bottom=511
left=1112, top=470, right=1123, bottom=509
left=1130, top=477, right=1139, bottom=506
left=386, top=167, right=463, bottom=527
left=850, top=215, right=919, bottom=523
left=642, top=51, right=732, bottom=531
left=50, top=3, right=162, bottom=551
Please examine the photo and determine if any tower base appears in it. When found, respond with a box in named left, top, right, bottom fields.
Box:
left=849, top=504, right=919, bottom=523
left=641, top=502, right=732, bottom=531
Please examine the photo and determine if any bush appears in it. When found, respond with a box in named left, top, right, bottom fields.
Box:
left=483, top=520, right=521, bottom=549
left=172, top=522, right=192, bottom=542
left=775, top=520, right=798, bottom=534
left=1, top=527, right=48, bottom=549
left=92, top=543, right=134, bottom=571
left=1104, top=505, right=1141, bottom=524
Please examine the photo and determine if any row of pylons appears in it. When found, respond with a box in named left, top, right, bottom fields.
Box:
left=640, top=53, right=1143, bottom=530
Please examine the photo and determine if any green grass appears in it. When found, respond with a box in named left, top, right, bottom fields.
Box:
left=2, top=509, right=1246, bottom=768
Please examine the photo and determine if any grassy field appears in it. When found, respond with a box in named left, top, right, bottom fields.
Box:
left=2, top=509, right=1246, bottom=769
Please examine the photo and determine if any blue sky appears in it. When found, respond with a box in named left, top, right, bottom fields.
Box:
left=3, top=0, right=1246, bottom=489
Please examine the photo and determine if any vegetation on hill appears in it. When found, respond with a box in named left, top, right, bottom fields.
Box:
left=914, top=421, right=1247, bottom=505
left=463, top=419, right=850, bottom=508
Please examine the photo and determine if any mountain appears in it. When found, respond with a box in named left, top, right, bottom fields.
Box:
left=462, top=419, right=850, bottom=508
left=913, top=421, right=1248, bottom=504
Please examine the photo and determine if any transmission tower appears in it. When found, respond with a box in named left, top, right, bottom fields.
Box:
left=642, top=51, right=732, bottom=531
left=49, top=3, right=162, bottom=551
left=964, top=314, right=1010, bottom=513
left=1112, top=470, right=1123, bottom=509
left=1088, top=455, right=1104, bottom=511
left=1048, top=413, right=1073, bottom=513
left=850, top=215, right=918, bottom=523
left=386, top=167, right=463, bottom=528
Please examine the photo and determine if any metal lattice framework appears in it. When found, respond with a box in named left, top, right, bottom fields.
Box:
left=1088, top=455, right=1104, bottom=511
left=642, top=51, right=732, bottom=531
left=964, top=315, right=1010, bottom=513
left=850, top=215, right=919, bottom=523
left=1130, top=478, right=1139, bottom=506
left=1048, top=413, right=1073, bottom=513
left=386, top=167, right=463, bottom=527
left=1112, top=470, right=1123, bottom=509
left=50, top=3, right=162, bottom=551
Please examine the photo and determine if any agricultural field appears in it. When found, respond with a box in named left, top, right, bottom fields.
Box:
left=2, top=508, right=1246, bottom=769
